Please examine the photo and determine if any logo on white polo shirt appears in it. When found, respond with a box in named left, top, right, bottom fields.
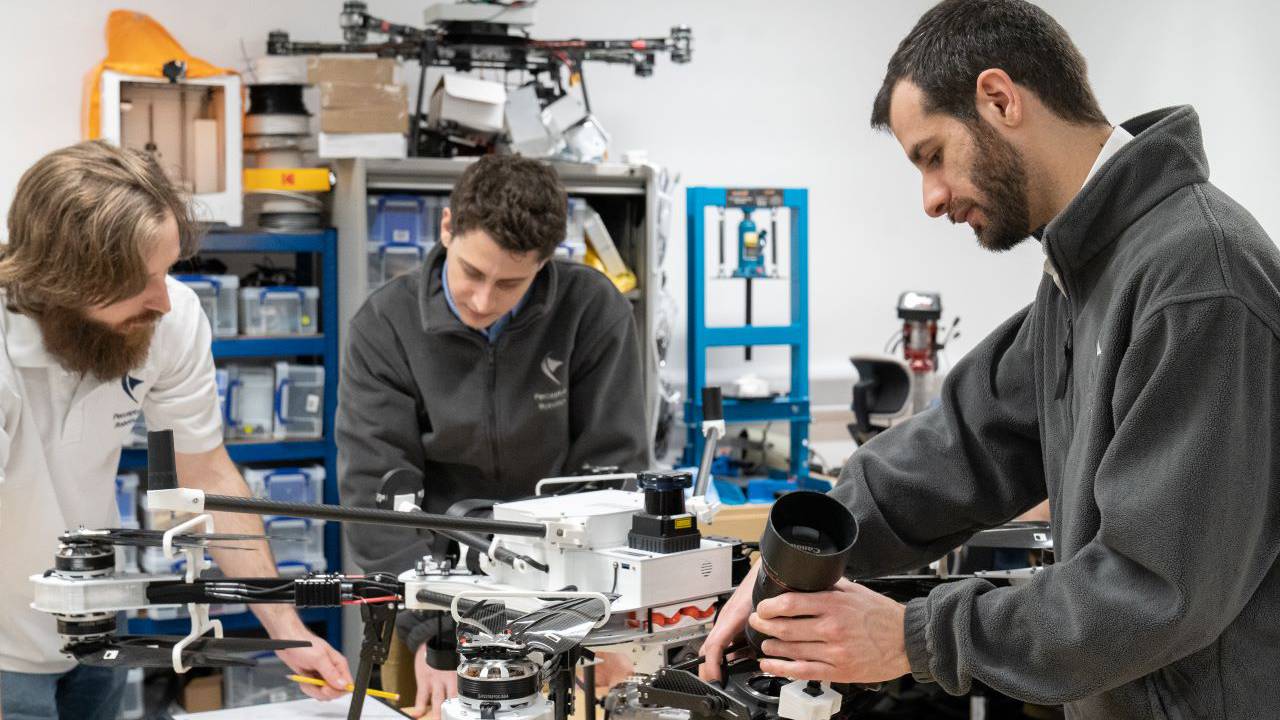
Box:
left=121, top=374, right=143, bottom=403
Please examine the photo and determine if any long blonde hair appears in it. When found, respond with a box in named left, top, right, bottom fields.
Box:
left=1, top=140, right=199, bottom=315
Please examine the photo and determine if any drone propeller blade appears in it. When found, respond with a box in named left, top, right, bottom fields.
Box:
left=68, top=635, right=310, bottom=669
left=458, top=598, right=510, bottom=637
left=61, top=528, right=269, bottom=551
left=508, top=597, right=608, bottom=656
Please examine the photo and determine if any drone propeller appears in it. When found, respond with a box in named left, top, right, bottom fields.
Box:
left=506, top=597, right=609, bottom=657
left=67, top=635, right=310, bottom=669
left=61, top=527, right=270, bottom=552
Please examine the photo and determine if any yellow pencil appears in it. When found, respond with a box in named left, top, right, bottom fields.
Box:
left=287, top=674, right=401, bottom=702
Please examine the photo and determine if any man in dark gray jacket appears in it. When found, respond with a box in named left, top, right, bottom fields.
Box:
left=337, top=155, right=648, bottom=716
left=701, top=1, right=1280, bottom=717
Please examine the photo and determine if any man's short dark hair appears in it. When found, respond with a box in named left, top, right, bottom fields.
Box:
left=870, top=0, right=1107, bottom=130
left=449, top=155, right=566, bottom=260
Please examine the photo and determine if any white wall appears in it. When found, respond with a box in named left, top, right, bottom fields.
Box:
left=3, top=1, right=1279, bottom=404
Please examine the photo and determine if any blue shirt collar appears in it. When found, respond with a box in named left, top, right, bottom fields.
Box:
left=441, top=258, right=528, bottom=343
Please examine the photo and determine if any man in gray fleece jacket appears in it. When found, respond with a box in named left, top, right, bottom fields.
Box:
left=701, top=1, right=1280, bottom=717
left=337, top=155, right=648, bottom=715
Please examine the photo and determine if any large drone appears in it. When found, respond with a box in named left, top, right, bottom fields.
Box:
left=31, top=387, right=1053, bottom=720
left=266, top=0, right=692, bottom=157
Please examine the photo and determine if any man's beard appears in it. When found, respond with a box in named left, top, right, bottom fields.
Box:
left=37, top=306, right=161, bottom=381
left=966, top=120, right=1032, bottom=252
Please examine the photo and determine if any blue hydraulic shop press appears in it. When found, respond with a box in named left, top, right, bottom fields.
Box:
left=683, top=187, right=818, bottom=493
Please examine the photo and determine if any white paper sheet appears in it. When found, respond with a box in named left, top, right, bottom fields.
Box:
left=173, top=695, right=407, bottom=720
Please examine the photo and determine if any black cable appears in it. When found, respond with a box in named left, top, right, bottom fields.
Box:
left=410, top=46, right=429, bottom=155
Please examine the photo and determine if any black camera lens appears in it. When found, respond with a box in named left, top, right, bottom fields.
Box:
left=745, top=491, right=858, bottom=655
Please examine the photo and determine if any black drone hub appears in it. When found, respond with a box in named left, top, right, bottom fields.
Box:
left=628, top=471, right=701, bottom=554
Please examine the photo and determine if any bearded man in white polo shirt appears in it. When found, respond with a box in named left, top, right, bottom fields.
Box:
left=0, top=141, right=352, bottom=719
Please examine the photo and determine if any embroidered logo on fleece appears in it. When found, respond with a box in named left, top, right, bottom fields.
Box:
left=540, top=355, right=564, bottom=386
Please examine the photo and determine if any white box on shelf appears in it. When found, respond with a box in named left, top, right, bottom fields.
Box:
left=243, top=465, right=325, bottom=505
left=429, top=74, right=505, bottom=133
left=317, top=132, right=407, bottom=159
left=272, top=363, right=325, bottom=439
left=584, top=208, right=628, bottom=276
left=174, top=274, right=239, bottom=337
left=224, top=365, right=275, bottom=440
left=240, top=286, right=319, bottom=336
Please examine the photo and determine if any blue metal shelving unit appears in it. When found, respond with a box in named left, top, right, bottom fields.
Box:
left=125, top=230, right=342, bottom=649
left=683, top=187, right=817, bottom=490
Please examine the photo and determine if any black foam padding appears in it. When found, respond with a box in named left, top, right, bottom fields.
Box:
left=247, top=84, right=309, bottom=116
left=426, top=636, right=460, bottom=672
left=146, top=430, right=178, bottom=491
left=702, top=386, right=724, bottom=422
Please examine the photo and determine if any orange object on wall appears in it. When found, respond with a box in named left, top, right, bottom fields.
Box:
left=82, top=10, right=233, bottom=139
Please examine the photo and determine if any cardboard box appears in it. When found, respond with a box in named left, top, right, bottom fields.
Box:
left=320, top=106, right=408, bottom=134
left=182, top=672, right=223, bottom=712
left=306, top=56, right=396, bottom=85
left=319, top=81, right=407, bottom=110
left=429, top=74, right=505, bottom=133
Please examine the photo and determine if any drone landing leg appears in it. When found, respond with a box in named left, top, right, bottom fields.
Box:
left=349, top=602, right=398, bottom=720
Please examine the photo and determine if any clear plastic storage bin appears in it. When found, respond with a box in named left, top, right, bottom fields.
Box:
left=276, top=555, right=327, bottom=577
left=216, top=368, right=229, bottom=425
left=223, top=652, right=308, bottom=707
left=175, top=274, right=240, bottom=337
left=143, top=601, right=246, bottom=621
left=115, top=473, right=139, bottom=525
left=239, top=286, right=319, bottom=336
left=127, top=412, right=147, bottom=448
left=559, top=198, right=590, bottom=262
left=367, top=194, right=437, bottom=293
left=140, top=546, right=212, bottom=575
left=118, top=667, right=144, bottom=720
left=272, top=362, right=324, bottom=439
left=264, top=517, right=326, bottom=566
left=115, top=520, right=140, bottom=574
left=224, top=365, right=275, bottom=440
left=243, top=465, right=325, bottom=505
